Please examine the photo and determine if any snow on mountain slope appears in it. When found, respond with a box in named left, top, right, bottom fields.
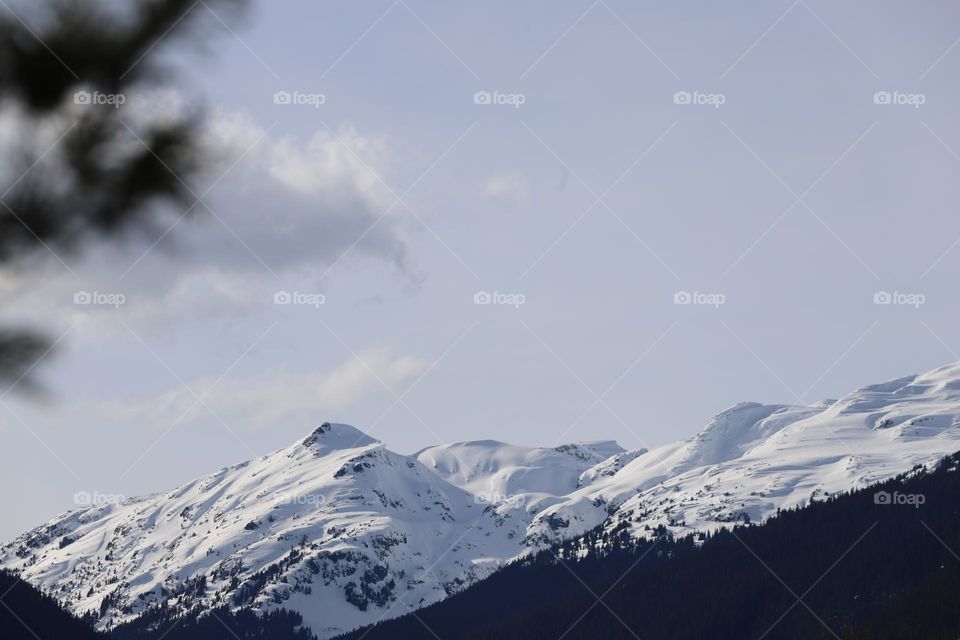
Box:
left=415, top=439, right=622, bottom=507
left=5, top=365, right=960, bottom=639
left=0, top=424, right=615, bottom=638
left=1, top=424, right=519, bottom=638
left=526, top=364, right=960, bottom=546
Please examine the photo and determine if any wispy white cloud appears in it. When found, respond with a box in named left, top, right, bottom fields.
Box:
left=84, top=348, right=428, bottom=433
left=480, top=173, right=530, bottom=207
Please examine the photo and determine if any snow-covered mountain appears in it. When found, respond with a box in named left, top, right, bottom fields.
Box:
left=5, top=363, right=960, bottom=638
left=0, top=424, right=620, bottom=638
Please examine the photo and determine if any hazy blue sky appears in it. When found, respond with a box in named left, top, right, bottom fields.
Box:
left=3, top=0, right=960, bottom=539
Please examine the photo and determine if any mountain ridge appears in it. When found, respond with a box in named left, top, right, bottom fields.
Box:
left=4, top=363, right=960, bottom=638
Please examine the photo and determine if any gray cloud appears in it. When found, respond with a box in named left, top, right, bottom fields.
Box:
left=0, top=105, right=422, bottom=337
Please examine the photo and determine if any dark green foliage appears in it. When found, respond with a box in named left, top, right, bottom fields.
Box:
left=0, top=0, right=246, bottom=257
left=0, top=0, right=245, bottom=385
left=0, top=1, right=242, bottom=111
left=0, top=329, right=48, bottom=389
left=0, top=568, right=105, bottom=639
left=109, top=604, right=316, bottom=640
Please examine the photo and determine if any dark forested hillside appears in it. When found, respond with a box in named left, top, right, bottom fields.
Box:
left=0, top=569, right=104, bottom=639
left=0, top=568, right=315, bottom=640
left=338, top=452, right=960, bottom=640
left=110, top=604, right=317, bottom=640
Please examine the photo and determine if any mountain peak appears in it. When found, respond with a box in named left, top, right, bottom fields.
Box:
left=300, top=422, right=379, bottom=452
left=554, top=440, right=624, bottom=461
left=8, top=363, right=960, bottom=640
